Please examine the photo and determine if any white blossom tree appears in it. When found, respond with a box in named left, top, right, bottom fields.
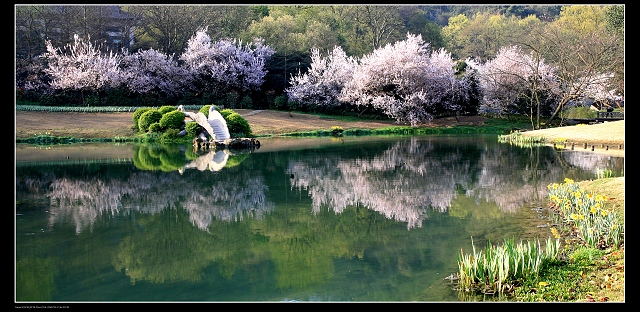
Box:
left=120, top=48, right=191, bottom=98
left=423, top=48, right=476, bottom=117
left=179, top=28, right=275, bottom=96
left=466, top=45, right=559, bottom=128
left=339, top=33, right=466, bottom=125
left=42, top=34, right=121, bottom=104
left=579, top=72, right=622, bottom=108
left=285, top=45, right=357, bottom=111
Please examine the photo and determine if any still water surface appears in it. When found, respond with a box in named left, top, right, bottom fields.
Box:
left=15, top=135, right=624, bottom=302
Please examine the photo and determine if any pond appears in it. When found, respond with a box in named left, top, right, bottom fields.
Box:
left=15, top=134, right=624, bottom=302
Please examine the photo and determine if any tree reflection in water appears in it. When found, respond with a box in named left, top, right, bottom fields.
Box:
left=15, top=136, right=623, bottom=301
left=26, top=136, right=624, bottom=232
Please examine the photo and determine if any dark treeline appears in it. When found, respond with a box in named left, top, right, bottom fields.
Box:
left=15, top=5, right=562, bottom=60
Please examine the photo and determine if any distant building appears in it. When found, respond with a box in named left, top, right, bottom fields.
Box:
left=99, top=6, right=139, bottom=51
left=15, top=5, right=140, bottom=57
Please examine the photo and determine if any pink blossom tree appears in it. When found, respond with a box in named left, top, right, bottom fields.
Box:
left=339, top=33, right=468, bottom=125
left=285, top=45, right=357, bottom=111
left=422, top=48, right=476, bottom=118
left=16, top=58, right=51, bottom=98
left=179, top=28, right=275, bottom=96
left=42, top=34, right=121, bottom=105
left=466, top=45, right=559, bottom=128
left=120, top=48, right=191, bottom=98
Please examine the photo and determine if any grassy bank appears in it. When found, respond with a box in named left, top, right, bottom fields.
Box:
left=277, top=118, right=528, bottom=137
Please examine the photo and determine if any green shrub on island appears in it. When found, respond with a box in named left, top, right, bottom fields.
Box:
left=157, top=105, right=176, bottom=115
left=185, top=121, right=201, bottom=137
left=225, top=112, right=252, bottom=137
left=159, top=110, right=186, bottom=130
left=132, top=104, right=253, bottom=139
left=199, top=104, right=225, bottom=117
left=148, top=122, right=163, bottom=133
left=219, top=108, right=234, bottom=119
left=133, top=107, right=153, bottom=129
left=138, top=109, right=163, bottom=132
left=199, top=104, right=212, bottom=116
left=160, top=128, right=181, bottom=141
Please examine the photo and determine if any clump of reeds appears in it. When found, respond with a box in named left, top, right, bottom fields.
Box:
left=455, top=236, right=560, bottom=295
left=596, top=168, right=614, bottom=179
left=547, top=178, right=623, bottom=249
left=497, top=131, right=547, bottom=148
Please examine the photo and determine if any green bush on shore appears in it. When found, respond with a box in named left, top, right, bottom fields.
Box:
left=138, top=109, right=163, bottom=132
left=133, top=107, right=153, bottom=129
left=225, top=112, right=252, bottom=137
left=159, top=110, right=186, bottom=130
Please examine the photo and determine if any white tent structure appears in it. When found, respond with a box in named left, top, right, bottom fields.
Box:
left=178, top=105, right=230, bottom=141
left=207, top=106, right=231, bottom=141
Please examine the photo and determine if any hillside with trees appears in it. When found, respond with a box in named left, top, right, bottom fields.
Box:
left=15, top=5, right=624, bottom=129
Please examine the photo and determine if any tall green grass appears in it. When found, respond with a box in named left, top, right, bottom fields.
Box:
left=497, top=131, right=547, bottom=147
left=456, top=237, right=560, bottom=295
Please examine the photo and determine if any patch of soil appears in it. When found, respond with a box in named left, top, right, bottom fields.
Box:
left=235, top=109, right=488, bottom=135
left=15, top=110, right=488, bottom=139
left=15, top=112, right=137, bottom=139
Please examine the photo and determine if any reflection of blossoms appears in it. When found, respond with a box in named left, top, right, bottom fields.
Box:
left=288, top=137, right=462, bottom=229
left=48, top=178, right=135, bottom=234
left=287, top=137, right=573, bottom=228
left=469, top=146, right=566, bottom=212
left=44, top=170, right=273, bottom=233
left=561, top=151, right=624, bottom=174
left=19, top=136, right=621, bottom=234
left=182, top=174, right=274, bottom=230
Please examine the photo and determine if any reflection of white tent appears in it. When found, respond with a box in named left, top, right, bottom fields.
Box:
left=208, top=150, right=229, bottom=171
left=179, top=149, right=229, bottom=174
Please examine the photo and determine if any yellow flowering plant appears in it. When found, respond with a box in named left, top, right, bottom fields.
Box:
left=547, top=179, right=623, bottom=249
